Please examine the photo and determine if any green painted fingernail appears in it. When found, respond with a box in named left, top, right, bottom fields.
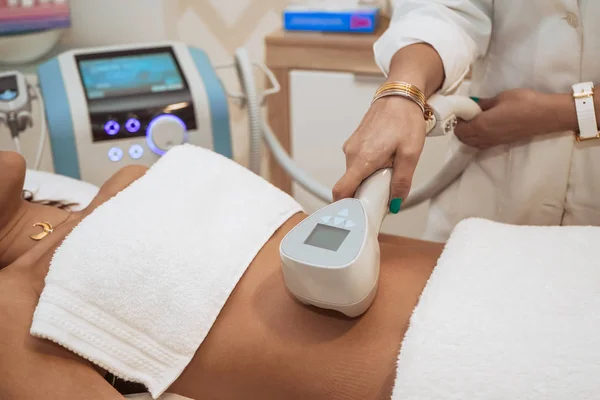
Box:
left=389, top=198, right=403, bottom=214
left=470, top=96, right=480, bottom=103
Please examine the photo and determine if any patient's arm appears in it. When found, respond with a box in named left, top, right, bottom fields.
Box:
left=170, top=214, right=444, bottom=400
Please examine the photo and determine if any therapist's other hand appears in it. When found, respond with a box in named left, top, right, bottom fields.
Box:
left=455, top=89, right=555, bottom=149
left=332, top=96, right=427, bottom=209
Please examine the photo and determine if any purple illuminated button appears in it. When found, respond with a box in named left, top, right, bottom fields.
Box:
left=107, top=147, right=123, bottom=162
left=104, top=120, right=120, bottom=136
left=128, top=144, right=144, bottom=160
left=125, top=118, right=141, bottom=133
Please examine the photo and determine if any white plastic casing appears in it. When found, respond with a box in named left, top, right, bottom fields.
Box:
left=281, top=169, right=392, bottom=317
left=0, top=71, right=29, bottom=114
left=55, top=41, right=214, bottom=186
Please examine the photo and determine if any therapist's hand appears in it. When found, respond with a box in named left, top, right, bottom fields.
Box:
left=455, top=88, right=558, bottom=149
left=332, top=95, right=427, bottom=212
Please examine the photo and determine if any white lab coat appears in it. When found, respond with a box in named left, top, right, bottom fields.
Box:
left=374, top=0, right=600, bottom=242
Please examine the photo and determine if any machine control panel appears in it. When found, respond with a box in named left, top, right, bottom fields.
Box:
left=75, top=46, right=197, bottom=155
left=107, top=144, right=145, bottom=162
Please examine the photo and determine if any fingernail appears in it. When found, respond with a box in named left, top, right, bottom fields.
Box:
left=470, top=96, right=480, bottom=103
left=389, top=198, right=403, bottom=214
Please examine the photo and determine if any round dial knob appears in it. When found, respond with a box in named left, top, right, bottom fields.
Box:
left=146, top=114, right=188, bottom=155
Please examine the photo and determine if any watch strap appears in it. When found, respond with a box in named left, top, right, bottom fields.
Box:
left=572, top=81, right=599, bottom=140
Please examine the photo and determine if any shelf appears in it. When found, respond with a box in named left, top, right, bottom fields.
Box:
left=265, top=17, right=389, bottom=76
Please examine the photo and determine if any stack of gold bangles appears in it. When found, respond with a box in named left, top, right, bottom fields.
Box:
left=372, top=81, right=434, bottom=120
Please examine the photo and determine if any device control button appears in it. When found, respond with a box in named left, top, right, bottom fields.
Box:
left=334, top=217, right=344, bottom=225
left=338, top=208, right=349, bottom=217
left=344, top=220, right=356, bottom=228
left=128, top=144, right=144, bottom=160
left=125, top=118, right=141, bottom=133
left=104, top=120, right=120, bottom=136
left=146, top=114, right=188, bottom=156
left=108, top=147, right=123, bottom=162
left=321, top=216, right=332, bottom=223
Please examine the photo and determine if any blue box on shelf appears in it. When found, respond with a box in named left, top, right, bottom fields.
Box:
left=283, top=5, right=379, bottom=33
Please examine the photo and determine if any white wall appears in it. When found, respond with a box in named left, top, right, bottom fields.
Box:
left=60, top=0, right=167, bottom=47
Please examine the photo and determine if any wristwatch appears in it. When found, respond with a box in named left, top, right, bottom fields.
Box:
left=572, top=81, right=599, bottom=141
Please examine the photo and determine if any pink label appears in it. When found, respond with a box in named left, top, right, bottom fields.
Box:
left=350, top=14, right=373, bottom=30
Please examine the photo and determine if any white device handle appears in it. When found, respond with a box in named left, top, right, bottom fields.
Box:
left=354, top=168, right=392, bottom=232
left=351, top=95, right=481, bottom=214
left=401, top=95, right=481, bottom=209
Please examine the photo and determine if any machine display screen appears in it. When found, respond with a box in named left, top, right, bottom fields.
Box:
left=76, top=49, right=187, bottom=100
left=0, top=75, right=18, bottom=102
left=304, top=223, right=350, bottom=252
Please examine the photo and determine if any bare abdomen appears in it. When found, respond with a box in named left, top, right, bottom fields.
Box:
left=170, top=215, right=443, bottom=399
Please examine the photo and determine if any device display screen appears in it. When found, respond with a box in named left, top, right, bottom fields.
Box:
left=0, top=75, right=18, bottom=102
left=77, top=49, right=186, bottom=100
left=304, top=223, right=350, bottom=252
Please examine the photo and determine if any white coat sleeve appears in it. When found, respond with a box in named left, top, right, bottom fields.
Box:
left=374, top=0, right=492, bottom=93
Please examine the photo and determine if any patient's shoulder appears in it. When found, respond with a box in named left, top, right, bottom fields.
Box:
left=83, top=165, right=148, bottom=213
left=108, top=165, right=149, bottom=185
left=99, top=164, right=148, bottom=197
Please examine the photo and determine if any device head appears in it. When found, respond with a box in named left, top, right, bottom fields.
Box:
left=280, top=196, right=381, bottom=317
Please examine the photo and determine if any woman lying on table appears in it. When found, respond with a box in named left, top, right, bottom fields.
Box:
left=0, top=149, right=444, bottom=399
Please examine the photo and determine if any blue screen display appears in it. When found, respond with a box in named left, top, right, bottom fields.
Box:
left=78, top=52, right=185, bottom=99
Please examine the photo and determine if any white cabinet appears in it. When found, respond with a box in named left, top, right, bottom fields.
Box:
left=289, top=70, right=453, bottom=239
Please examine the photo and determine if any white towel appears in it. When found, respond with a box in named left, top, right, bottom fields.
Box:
left=392, top=218, right=600, bottom=399
left=30, top=144, right=302, bottom=398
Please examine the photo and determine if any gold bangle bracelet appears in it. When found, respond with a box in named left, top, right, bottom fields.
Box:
left=372, top=81, right=433, bottom=120
left=372, top=90, right=425, bottom=111
left=375, top=82, right=427, bottom=104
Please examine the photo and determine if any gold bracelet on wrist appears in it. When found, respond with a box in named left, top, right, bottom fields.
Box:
left=372, top=81, right=433, bottom=120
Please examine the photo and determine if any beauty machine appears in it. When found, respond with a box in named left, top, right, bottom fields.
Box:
left=280, top=95, right=481, bottom=317
left=34, top=42, right=235, bottom=184
left=0, top=40, right=481, bottom=318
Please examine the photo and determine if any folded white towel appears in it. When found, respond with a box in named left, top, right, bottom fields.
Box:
left=30, top=144, right=302, bottom=398
left=392, top=218, right=600, bottom=399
